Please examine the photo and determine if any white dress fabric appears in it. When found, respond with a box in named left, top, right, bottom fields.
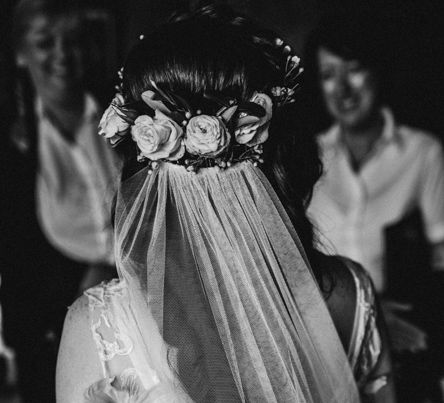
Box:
left=36, top=94, right=121, bottom=264
left=308, top=108, right=444, bottom=292
left=82, top=260, right=384, bottom=402
left=82, top=161, right=360, bottom=402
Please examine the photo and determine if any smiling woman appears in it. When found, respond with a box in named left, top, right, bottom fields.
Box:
left=16, top=14, right=84, bottom=92
left=317, top=48, right=380, bottom=135
left=306, top=10, right=444, bottom=403
left=13, top=2, right=86, bottom=140
left=0, top=1, right=120, bottom=402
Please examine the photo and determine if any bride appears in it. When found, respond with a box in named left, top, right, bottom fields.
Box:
left=56, top=6, right=395, bottom=402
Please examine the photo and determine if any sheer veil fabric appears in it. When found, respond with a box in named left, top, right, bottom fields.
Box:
left=113, top=160, right=360, bottom=402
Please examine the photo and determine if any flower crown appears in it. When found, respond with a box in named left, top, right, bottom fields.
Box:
left=99, top=36, right=302, bottom=173
left=99, top=84, right=274, bottom=172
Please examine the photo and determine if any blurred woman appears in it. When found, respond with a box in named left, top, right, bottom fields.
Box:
left=305, top=11, right=444, bottom=403
left=1, top=0, right=120, bottom=401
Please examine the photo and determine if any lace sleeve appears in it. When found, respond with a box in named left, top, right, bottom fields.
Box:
left=83, top=279, right=192, bottom=403
left=85, top=279, right=134, bottom=368
left=83, top=279, right=151, bottom=402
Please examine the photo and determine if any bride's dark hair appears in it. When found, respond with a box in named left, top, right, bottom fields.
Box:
left=118, top=5, right=327, bottom=287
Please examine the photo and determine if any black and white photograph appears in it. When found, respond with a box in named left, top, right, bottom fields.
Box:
left=1, top=0, right=444, bottom=402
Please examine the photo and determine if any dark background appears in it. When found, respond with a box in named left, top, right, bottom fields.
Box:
left=2, top=0, right=444, bottom=138
left=0, top=1, right=443, bottom=401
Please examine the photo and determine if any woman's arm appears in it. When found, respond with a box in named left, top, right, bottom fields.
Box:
left=321, top=256, right=396, bottom=402
left=56, top=296, right=103, bottom=403
left=362, top=298, right=396, bottom=403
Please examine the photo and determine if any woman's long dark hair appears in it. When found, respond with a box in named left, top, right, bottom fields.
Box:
left=116, top=5, right=328, bottom=289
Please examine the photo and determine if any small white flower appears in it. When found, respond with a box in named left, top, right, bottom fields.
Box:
left=275, top=38, right=284, bottom=47
left=98, top=94, right=131, bottom=145
left=290, top=55, right=301, bottom=66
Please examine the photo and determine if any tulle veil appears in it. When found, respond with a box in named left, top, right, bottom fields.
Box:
left=112, top=160, right=360, bottom=402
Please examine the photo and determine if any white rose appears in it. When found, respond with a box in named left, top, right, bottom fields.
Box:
left=98, top=94, right=131, bottom=145
left=185, top=115, right=230, bottom=157
left=131, top=110, right=185, bottom=161
left=235, top=93, right=273, bottom=146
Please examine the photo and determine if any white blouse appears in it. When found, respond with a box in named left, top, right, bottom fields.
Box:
left=36, top=94, right=121, bottom=265
left=309, top=108, right=444, bottom=292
